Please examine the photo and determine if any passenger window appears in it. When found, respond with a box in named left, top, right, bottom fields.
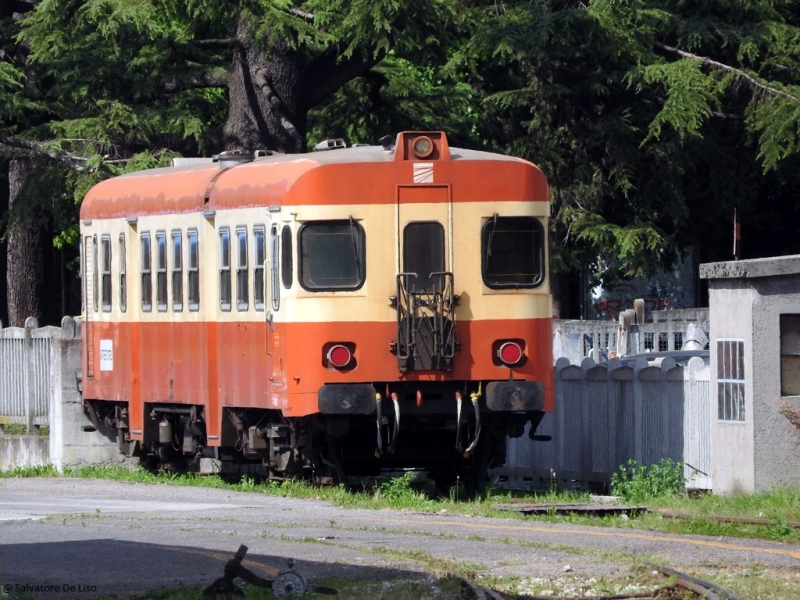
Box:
left=281, top=225, right=293, bottom=289
left=481, top=216, right=544, bottom=289
left=270, top=224, right=280, bottom=310
left=219, top=228, right=231, bottom=311
left=172, top=230, right=183, bottom=311
left=156, top=231, right=167, bottom=312
left=253, top=226, right=265, bottom=311
left=236, top=227, right=248, bottom=311
left=141, top=232, right=152, bottom=312
left=299, top=220, right=365, bottom=291
left=101, top=235, right=112, bottom=312
left=119, top=233, right=127, bottom=313
left=187, top=229, right=199, bottom=311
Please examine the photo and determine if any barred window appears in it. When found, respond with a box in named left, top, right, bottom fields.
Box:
left=156, top=231, right=167, bottom=312
left=119, top=233, right=127, bottom=313
left=141, top=232, right=152, bottom=312
left=101, top=235, right=112, bottom=312
left=253, top=226, right=265, bottom=311
left=188, top=229, right=199, bottom=311
left=236, top=227, right=248, bottom=311
left=172, top=230, right=183, bottom=311
left=219, top=228, right=231, bottom=311
left=717, top=339, right=745, bottom=421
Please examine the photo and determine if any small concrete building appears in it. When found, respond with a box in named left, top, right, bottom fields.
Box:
left=700, top=255, right=800, bottom=494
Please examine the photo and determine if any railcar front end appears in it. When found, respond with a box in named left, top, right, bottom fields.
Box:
left=79, top=131, right=553, bottom=490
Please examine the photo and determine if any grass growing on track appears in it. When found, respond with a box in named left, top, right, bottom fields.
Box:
left=3, top=462, right=800, bottom=543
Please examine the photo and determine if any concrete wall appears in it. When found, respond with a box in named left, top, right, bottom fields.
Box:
left=50, top=317, right=134, bottom=471
left=702, top=255, right=800, bottom=494
left=0, top=435, right=49, bottom=470
left=750, top=278, right=800, bottom=491
left=707, top=280, right=755, bottom=494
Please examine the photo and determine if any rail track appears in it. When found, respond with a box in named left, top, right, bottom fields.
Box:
left=463, top=565, right=743, bottom=600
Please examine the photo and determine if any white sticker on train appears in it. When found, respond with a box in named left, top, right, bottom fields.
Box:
left=99, top=339, right=113, bottom=371
left=413, top=162, right=434, bottom=183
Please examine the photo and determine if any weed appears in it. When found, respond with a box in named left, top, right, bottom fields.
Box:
left=0, top=464, right=60, bottom=478
left=611, top=459, right=686, bottom=502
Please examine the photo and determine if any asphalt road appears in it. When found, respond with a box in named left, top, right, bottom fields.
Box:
left=1, top=478, right=799, bottom=598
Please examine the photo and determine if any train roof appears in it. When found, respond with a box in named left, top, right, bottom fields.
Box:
left=81, top=132, right=549, bottom=220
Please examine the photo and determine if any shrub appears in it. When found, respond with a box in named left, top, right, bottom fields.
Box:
left=610, top=459, right=686, bottom=502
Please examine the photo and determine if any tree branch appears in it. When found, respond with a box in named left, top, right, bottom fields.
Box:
left=0, top=134, right=87, bottom=171
left=253, top=68, right=305, bottom=152
left=191, top=38, right=243, bottom=50
left=163, top=67, right=230, bottom=93
left=656, top=42, right=800, bottom=105
left=303, top=47, right=383, bottom=109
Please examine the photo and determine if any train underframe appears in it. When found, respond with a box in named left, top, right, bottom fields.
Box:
left=84, top=381, right=546, bottom=493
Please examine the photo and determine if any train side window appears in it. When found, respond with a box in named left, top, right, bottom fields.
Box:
left=253, top=226, right=265, bottom=311
left=141, top=232, right=152, bottom=312
left=481, top=216, right=544, bottom=289
left=219, top=228, right=231, bottom=311
left=236, top=226, right=248, bottom=311
left=101, top=235, right=112, bottom=312
left=172, top=230, right=183, bottom=311
left=298, top=220, right=365, bottom=291
left=156, top=231, right=167, bottom=312
left=270, top=224, right=280, bottom=311
left=92, top=235, right=99, bottom=313
left=281, top=225, right=292, bottom=289
left=187, top=229, right=199, bottom=311
left=119, top=233, right=127, bottom=313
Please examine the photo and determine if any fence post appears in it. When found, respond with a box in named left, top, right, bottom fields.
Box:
left=24, top=317, right=38, bottom=435
left=632, top=356, right=649, bottom=465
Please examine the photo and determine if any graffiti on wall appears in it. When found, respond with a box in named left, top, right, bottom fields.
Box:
left=589, top=254, right=696, bottom=320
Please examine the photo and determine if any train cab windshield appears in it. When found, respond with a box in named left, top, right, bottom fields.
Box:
left=481, top=216, right=545, bottom=288
left=299, top=220, right=366, bottom=291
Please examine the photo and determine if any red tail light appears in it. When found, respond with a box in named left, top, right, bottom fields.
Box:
left=327, top=344, right=352, bottom=368
left=498, top=341, right=523, bottom=366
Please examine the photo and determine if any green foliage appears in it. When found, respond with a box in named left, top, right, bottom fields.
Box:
left=610, top=459, right=686, bottom=502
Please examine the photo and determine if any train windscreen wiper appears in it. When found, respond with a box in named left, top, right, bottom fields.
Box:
left=349, top=215, right=361, bottom=278
left=485, top=213, right=498, bottom=271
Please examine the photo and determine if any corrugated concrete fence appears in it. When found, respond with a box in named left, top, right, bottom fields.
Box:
left=0, top=316, right=128, bottom=471
left=492, top=355, right=711, bottom=491
left=0, top=317, right=61, bottom=434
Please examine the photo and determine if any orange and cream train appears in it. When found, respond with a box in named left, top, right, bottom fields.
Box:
left=79, top=131, right=553, bottom=490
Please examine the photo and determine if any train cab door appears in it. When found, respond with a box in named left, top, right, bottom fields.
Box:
left=83, top=234, right=97, bottom=379
left=396, top=184, right=456, bottom=371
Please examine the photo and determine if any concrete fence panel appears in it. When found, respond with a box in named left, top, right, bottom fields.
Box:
left=493, top=355, right=712, bottom=492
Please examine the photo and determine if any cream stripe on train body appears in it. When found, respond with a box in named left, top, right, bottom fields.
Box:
left=83, top=201, right=550, bottom=326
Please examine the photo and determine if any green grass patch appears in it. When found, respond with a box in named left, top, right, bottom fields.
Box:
left=0, top=424, right=48, bottom=435
left=3, top=460, right=800, bottom=544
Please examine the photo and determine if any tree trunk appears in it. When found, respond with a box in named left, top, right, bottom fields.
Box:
left=223, top=20, right=308, bottom=154
left=6, top=159, right=45, bottom=327
left=0, top=160, right=8, bottom=327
